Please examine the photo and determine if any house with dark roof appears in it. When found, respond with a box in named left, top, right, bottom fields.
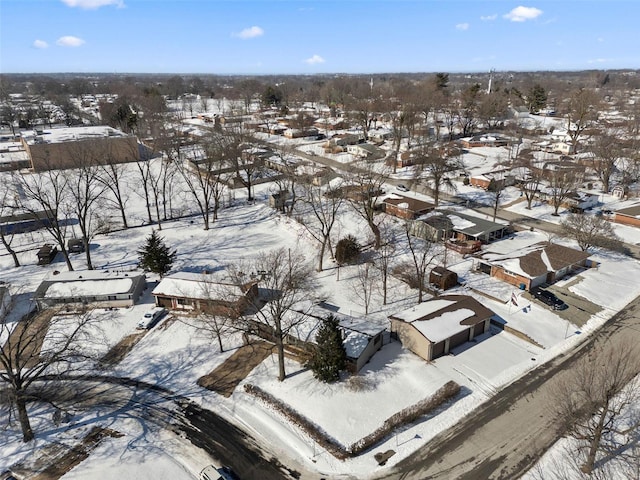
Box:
left=410, top=210, right=509, bottom=244
left=389, top=295, right=494, bottom=361
left=383, top=195, right=435, bottom=220
left=476, top=242, right=591, bottom=291
left=613, top=203, right=640, bottom=228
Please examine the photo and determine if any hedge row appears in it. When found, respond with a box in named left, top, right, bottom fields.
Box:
left=244, top=383, right=349, bottom=459
left=244, top=379, right=461, bottom=459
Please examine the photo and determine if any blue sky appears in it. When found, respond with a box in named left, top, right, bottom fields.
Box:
left=1, top=0, right=638, bottom=74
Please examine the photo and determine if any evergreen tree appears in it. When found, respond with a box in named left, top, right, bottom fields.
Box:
left=335, top=234, right=361, bottom=265
left=137, top=230, right=176, bottom=276
left=526, top=84, right=548, bottom=113
left=306, top=315, right=346, bottom=383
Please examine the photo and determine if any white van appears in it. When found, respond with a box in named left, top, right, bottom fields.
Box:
left=137, top=307, right=166, bottom=329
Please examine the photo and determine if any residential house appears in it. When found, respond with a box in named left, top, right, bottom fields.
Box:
left=469, top=169, right=517, bottom=191
left=389, top=295, right=494, bottom=361
left=34, top=270, right=146, bottom=310
left=248, top=302, right=388, bottom=373
left=613, top=203, right=640, bottom=228
left=384, top=195, right=436, bottom=220
left=346, top=143, right=385, bottom=160
left=475, top=242, right=591, bottom=291
left=313, top=117, right=347, bottom=131
left=152, top=271, right=258, bottom=316
left=460, top=134, right=510, bottom=149
left=411, top=210, right=509, bottom=244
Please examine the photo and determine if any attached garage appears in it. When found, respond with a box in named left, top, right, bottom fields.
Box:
left=389, top=295, right=495, bottom=362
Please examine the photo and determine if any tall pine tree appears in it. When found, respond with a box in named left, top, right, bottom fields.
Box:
left=137, top=230, right=176, bottom=277
left=306, top=315, right=346, bottom=383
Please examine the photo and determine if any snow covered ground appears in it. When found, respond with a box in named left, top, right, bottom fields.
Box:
left=2, top=148, right=640, bottom=479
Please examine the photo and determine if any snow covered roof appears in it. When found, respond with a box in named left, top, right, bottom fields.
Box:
left=481, top=242, right=590, bottom=279
left=152, top=271, right=246, bottom=300
left=389, top=295, right=494, bottom=343
left=37, top=270, right=145, bottom=299
left=22, top=126, right=127, bottom=145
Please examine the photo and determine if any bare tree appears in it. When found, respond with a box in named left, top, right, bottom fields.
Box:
left=238, top=248, right=317, bottom=382
left=515, top=152, right=542, bottom=209
left=176, top=137, right=228, bottom=230
left=551, top=340, right=640, bottom=475
left=0, top=299, right=99, bottom=442
left=561, top=213, right=623, bottom=252
left=297, top=180, right=344, bottom=271
left=178, top=277, right=244, bottom=352
left=16, top=170, right=74, bottom=271
left=591, top=132, right=625, bottom=193
left=344, top=162, right=389, bottom=249
left=0, top=178, right=21, bottom=267
left=456, top=83, right=482, bottom=137
left=97, top=160, right=130, bottom=229
left=413, top=141, right=462, bottom=207
left=563, top=87, right=600, bottom=154
left=404, top=222, right=438, bottom=303
left=66, top=145, right=108, bottom=269
left=374, top=225, right=396, bottom=306
left=221, top=125, right=263, bottom=201
left=350, top=261, right=377, bottom=315
left=546, top=169, right=579, bottom=216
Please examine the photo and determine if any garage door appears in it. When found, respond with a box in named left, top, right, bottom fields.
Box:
left=450, top=328, right=471, bottom=350
left=431, top=340, right=445, bottom=359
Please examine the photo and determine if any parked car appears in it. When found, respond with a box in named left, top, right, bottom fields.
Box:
left=137, top=307, right=167, bottom=329
left=396, top=184, right=409, bottom=192
left=199, top=465, right=240, bottom=480
left=532, top=289, right=568, bottom=310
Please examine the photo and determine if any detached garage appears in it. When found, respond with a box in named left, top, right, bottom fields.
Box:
left=389, top=295, right=495, bottom=361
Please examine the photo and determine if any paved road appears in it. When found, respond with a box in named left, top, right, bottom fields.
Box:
left=379, top=293, right=640, bottom=480
left=36, top=375, right=308, bottom=480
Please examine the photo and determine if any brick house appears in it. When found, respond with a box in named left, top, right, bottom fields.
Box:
left=613, top=204, right=640, bottom=227
left=152, top=271, right=258, bottom=317
left=475, top=242, right=591, bottom=291
left=384, top=195, right=435, bottom=220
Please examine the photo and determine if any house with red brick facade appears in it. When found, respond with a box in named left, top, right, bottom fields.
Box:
left=383, top=195, right=435, bottom=220
left=475, top=242, right=591, bottom=291
left=613, top=204, right=640, bottom=228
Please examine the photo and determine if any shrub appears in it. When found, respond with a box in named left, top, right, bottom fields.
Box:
left=335, top=235, right=361, bottom=265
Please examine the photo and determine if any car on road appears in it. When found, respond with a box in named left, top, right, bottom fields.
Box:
left=396, top=184, right=409, bottom=192
left=137, top=307, right=167, bottom=329
left=532, top=289, right=568, bottom=310
left=199, top=465, right=240, bottom=480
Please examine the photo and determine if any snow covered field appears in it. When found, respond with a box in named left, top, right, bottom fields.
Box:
left=2, top=143, right=640, bottom=479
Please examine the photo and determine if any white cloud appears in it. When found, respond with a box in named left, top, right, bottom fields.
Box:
left=597, top=37, right=604, bottom=42
left=304, top=54, right=325, bottom=65
left=456, top=23, right=469, bottom=31
left=233, top=26, right=264, bottom=39
left=503, top=6, right=543, bottom=22
left=33, top=39, right=49, bottom=49
left=56, top=36, right=86, bottom=47
left=480, top=14, right=497, bottom=21
left=61, top=0, right=124, bottom=9
left=588, top=58, right=612, bottom=64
